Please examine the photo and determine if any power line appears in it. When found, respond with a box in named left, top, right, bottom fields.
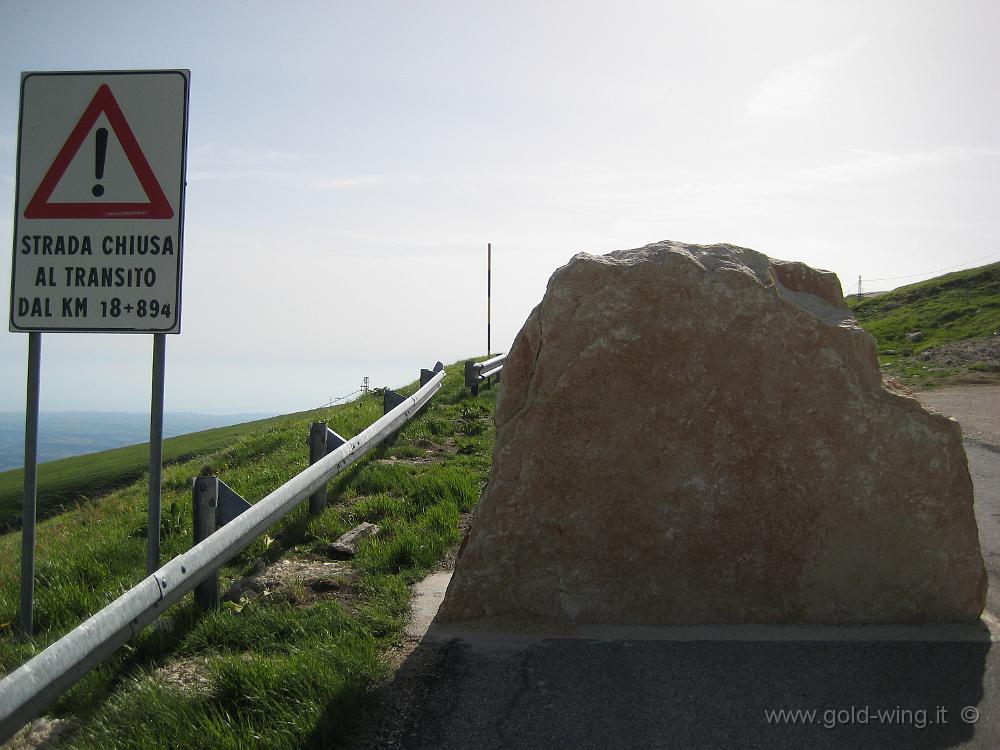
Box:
left=317, top=389, right=364, bottom=410
left=864, top=251, right=1000, bottom=284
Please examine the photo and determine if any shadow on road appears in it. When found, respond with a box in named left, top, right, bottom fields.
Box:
left=345, top=622, right=994, bottom=750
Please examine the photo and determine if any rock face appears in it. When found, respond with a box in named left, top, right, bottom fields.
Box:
left=439, top=241, right=987, bottom=625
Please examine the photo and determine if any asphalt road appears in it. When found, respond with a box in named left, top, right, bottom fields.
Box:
left=364, top=634, right=996, bottom=750
left=968, top=442, right=1000, bottom=618
left=350, top=391, right=1000, bottom=750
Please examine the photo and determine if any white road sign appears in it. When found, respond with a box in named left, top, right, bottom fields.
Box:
left=9, top=70, right=189, bottom=333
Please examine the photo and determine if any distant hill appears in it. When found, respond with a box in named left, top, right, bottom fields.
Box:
left=0, top=411, right=274, bottom=472
left=0, top=411, right=291, bottom=528
left=846, top=261, right=1000, bottom=387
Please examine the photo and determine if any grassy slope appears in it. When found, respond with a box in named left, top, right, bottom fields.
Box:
left=0, top=358, right=498, bottom=749
left=847, top=261, right=1000, bottom=387
left=0, top=414, right=307, bottom=529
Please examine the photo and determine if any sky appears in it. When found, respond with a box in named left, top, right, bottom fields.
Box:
left=1, top=0, right=998, bottom=415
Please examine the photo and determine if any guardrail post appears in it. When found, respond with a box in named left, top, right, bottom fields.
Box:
left=308, top=422, right=328, bottom=515
left=192, top=477, right=219, bottom=610
left=421, top=361, right=445, bottom=387
left=381, top=389, right=406, bottom=448
left=307, top=423, right=347, bottom=515
left=466, top=355, right=505, bottom=396
left=464, top=359, right=479, bottom=395
left=383, top=389, right=406, bottom=413
left=192, top=476, right=252, bottom=610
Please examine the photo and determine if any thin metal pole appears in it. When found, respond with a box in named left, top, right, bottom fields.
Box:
left=487, top=242, right=492, bottom=356
left=19, top=332, right=41, bottom=636
left=147, top=334, right=166, bottom=575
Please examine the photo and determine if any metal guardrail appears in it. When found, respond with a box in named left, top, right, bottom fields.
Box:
left=0, top=366, right=446, bottom=743
left=464, top=354, right=506, bottom=395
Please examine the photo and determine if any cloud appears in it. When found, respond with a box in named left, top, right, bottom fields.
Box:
left=310, top=175, right=390, bottom=190
left=186, top=165, right=395, bottom=190
left=188, top=144, right=301, bottom=168
left=186, top=143, right=302, bottom=182
left=657, top=145, right=999, bottom=203
left=186, top=144, right=396, bottom=190
left=504, top=144, right=1000, bottom=230
left=745, top=38, right=867, bottom=120
left=187, top=144, right=295, bottom=183
left=799, top=145, right=1000, bottom=183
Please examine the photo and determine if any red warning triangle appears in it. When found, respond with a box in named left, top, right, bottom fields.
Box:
left=24, top=84, right=174, bottom=220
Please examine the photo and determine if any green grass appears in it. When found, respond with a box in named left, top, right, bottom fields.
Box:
left=847, top=262, right=1000, bottom=387
left=0, top=358, right=499, bottom=749
left=0, top=413, right=317, bottom=530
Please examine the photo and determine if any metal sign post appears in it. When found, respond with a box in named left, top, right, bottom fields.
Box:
left=147, top=334, right=166, bottom=574
left=9, top=70, right=189, bottom=629
left=18, top=333, right=41, bottom=635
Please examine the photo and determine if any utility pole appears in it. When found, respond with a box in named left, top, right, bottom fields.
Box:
left=857, top=275, right=863, bottom=300
left=487, top=242, right=492, bottom=356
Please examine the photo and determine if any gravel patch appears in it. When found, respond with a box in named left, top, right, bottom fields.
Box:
left=916, top=336, right=1000, bottom=371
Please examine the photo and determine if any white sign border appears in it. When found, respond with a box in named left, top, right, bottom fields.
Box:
left=9, top=69, right=190, bottom=334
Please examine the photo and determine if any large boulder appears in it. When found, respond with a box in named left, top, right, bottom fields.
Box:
left=439, top=241, right=987, bottom=625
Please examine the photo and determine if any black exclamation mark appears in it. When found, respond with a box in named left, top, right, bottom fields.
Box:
left=92, top=127, right=108, bottom=197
